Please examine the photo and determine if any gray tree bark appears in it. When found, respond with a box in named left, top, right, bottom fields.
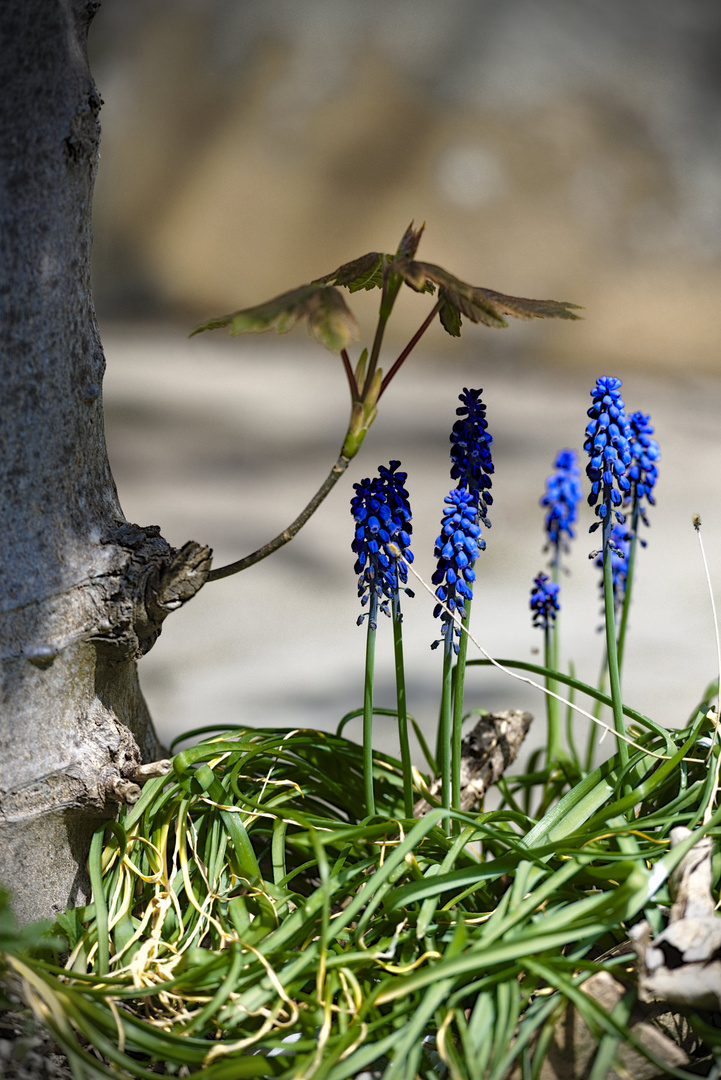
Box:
left=0, top=0, right=211, bottom=924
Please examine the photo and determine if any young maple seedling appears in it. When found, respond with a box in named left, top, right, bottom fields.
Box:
left=191, top=222, right=581, bottom=582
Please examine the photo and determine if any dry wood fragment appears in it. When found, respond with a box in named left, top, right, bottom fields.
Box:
left=631, top=825, right=721, bottom=1010
left=128, top=759, right=173, bottom=782
left=507, top=969, right=700, bottom=1080
left=413, top=709, right=532, bottom=818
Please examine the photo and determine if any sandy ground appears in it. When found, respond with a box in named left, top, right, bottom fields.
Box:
left=101, top=323, right=721, bottom=769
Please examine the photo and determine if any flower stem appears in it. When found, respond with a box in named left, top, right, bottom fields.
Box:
left=439, top=633, right=454, bottom=832
left=615, top=502, right=639, bottom=672
left=392, top=594, right=413, bottom=818
left=544, top=629, right=565, bottom=763
left=545, top=565, right=563, bottom=763
left=602, top=506, right=629, bottom=773
left=363, top=592, right=378, bottom=817
left=451, top=596, right=473, bottom=830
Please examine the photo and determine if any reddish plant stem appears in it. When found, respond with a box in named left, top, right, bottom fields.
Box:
left=340, top=348, right=359, bottom=399
left=378, top=300, right=441, bottom=401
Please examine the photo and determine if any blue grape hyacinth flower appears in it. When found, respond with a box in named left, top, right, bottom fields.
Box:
left=351, top=462, right=414, bottom=628
left=450, top=387, right=494, bottom=526
left=625, top=411, right=660, bottom=534
left=584, top=376, right=632, bottom=534
left=530, top=573, right=561, bottom=631
left=431, top=488, right=483, bottom=652
left=541, top=449, right=582, bottom=566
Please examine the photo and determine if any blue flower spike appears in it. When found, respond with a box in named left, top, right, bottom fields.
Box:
left=626, top=411, right=660, bottom=536
left=351, top=463, right=415, bottom=818
left=450, top=387, right=494, bottom=526
left=351, top=462, right=414, bottom=628
left=431, top=488, right=483, bottom=652
left=583, top=376, right=633, bottom=536
left=584, top=379, right=635, bottom=770
left=541, top=449, right=582, bottom=567
left=530, top=573, right=561, bottom=631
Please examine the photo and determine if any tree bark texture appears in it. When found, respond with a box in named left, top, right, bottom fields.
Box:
left=0, top=0, right=211, bottom=923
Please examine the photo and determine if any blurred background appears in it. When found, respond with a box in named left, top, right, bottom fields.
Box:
left=88, top=1, right=721, bottom=760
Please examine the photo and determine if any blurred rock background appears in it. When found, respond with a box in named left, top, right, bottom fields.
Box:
left=91, top=0, right=721, bottom=370
left=88, top=1, right=721, bottom=757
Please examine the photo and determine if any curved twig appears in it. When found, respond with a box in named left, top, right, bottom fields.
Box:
left=207, top=452, right=351, bottom=581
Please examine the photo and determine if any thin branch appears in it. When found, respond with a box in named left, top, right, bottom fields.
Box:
left=207, top=453, right=351, bottom=581
left=378, top=300, right=441, bottom=401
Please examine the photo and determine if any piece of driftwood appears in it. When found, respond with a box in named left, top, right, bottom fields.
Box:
left=413, top=709, right=532, bottom=818
left=631, top=825, right=721, bottom=1010
left=506, top=969, right=702, bottom=1080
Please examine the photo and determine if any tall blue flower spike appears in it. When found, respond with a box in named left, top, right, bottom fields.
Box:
left=540, top=449, right=583, bottom=567
left=351, top=462, right=414, bottom=628
left=530, top=573, right=561, bottom=630
left=625, top=411, right=660, bottom=535
left=583, top=376, right=632, bottom=535
left=594, top=523, right=630, bottom=615
left=377, top=461, right=414, bottom=546
left=377, top=460, right=415, bottom=606
left=450, top=387, right=494, bottom=526
left=431, top=489, right=483, bottom=652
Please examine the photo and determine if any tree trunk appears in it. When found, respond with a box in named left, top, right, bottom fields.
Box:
left=0, top=0, right=210, bottom=924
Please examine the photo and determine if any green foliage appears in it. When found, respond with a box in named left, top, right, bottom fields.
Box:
left=5, top=703, right=720, bottom=1079
left=190, top=283, right=360, bottom=354
left=190, top=223, right=580, bottom=356
left=391, top=258, right=581, bottom=331
left=319, top=251, right=386, bottom=292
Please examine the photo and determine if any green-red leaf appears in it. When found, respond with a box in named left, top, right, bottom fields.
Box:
left=473, top=286, right=583, bottom=322
left=392, top=258, right=582, bottom=335
left=319, top=251, right=385, bottom=292
left=438, top=291, right=462, bottom=337
left=305, top=287, right=361, bottom=352
left=190, top=283, right=359, bottom=354
left=317, top=221, right=428, bottom=294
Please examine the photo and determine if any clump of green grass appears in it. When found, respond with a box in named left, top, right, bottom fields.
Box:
left=4, top=690, right=721, bottom=1080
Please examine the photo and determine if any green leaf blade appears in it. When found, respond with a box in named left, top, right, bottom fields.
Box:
left=438, top=290, right=462, bottom=336
left=189, top=283, right=358, bottom=354
left=305, top=287, right=360, bottom=353
left=391, top=258, right=582, bottom=336
left=319, top=251, right=385, bottom=292
left=476, top=286, right=583, bottom=322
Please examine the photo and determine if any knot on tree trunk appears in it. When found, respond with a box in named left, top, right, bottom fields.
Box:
left=90, top=522, right=212, bottom=662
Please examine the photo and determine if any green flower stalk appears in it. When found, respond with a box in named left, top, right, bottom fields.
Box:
left=432, top=490, right=483, bottom=826
left=584, top=376, right=633, bottom=771
left=351, top=463, right=414, bottom=816
left=431, top=389, right=494, bottom=828
left=538, top=450, right=582, bottom=762
left=616, top=412, right=660, bottom=668
left=529, top=572, right=562, bottom=762
left=379, top=461, right=416, bottom=818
